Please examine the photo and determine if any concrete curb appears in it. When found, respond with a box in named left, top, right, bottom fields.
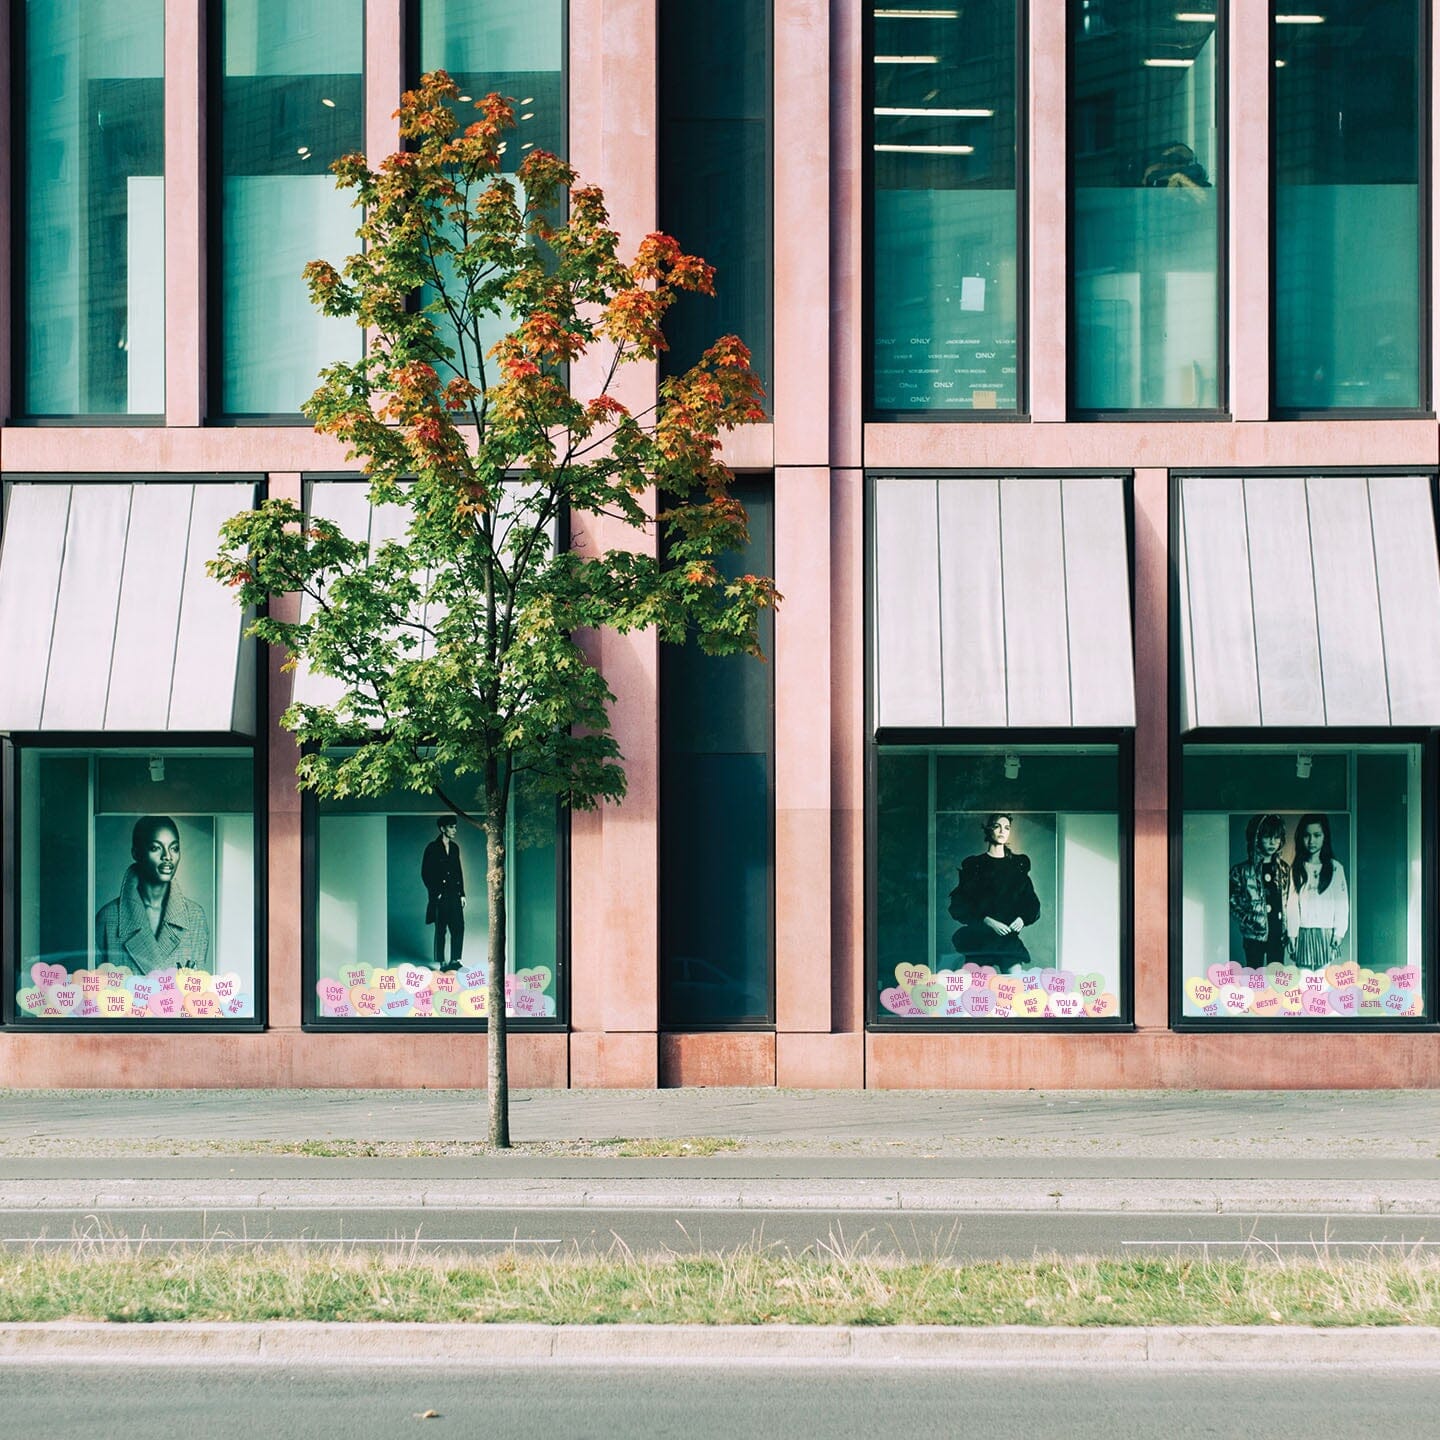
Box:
left=0, top=1322, right=1438, bottom=1367
left=4, top=1181, right=1440, bottom=1214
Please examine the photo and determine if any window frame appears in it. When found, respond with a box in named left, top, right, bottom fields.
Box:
left=1168, top=727, right=1438, bottom=1032
left=863, top=0, right=1031, bottom=422
left=1065, top=0, right=1230, bottom=420
left=1267, top=0, right=1433, bottom=420
left=1, top=732, right=268, bottom=1033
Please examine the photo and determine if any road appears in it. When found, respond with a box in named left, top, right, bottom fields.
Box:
left=4, top=1205, right=1440, bottom=1258
left=1, top=1363, right=1436, bottom=1439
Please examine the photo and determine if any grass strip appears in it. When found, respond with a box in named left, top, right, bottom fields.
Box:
left=3, top=1248, right=1440, bottom=1327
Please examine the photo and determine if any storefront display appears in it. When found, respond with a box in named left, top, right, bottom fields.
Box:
left=874, top=744, right=1124, bottom=1020
left=312, top=762, right=560, bottom=1022
left=13, top=748, right=256, bottom=1021
left=1180, top=745, right=1425, bottom=1020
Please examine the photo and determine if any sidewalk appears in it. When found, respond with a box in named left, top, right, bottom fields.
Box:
left=2, top=1088, right=1438, bottom=1213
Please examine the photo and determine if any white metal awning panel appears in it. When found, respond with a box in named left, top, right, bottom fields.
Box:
left=1177, top=474, right=1440, bottom=729
left=0, top=482, right=256, bottom=734
left=872, top=475, right=1136, bottom=730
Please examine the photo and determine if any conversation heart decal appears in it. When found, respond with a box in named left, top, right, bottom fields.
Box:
left=149, top=990, right=183, bottom=1018
left=1075, top=972, right=1105, bottom=1000
left=16, top=987, right=45, bottom=1015
left=1184, top=977, right=1216, bottom=1008
left=1206, top=963, right=1239, bottom=989
left=895, top=964, right=931, bottom=990
left=880, top=987, right=911, bottom=1016
left=316, top=980, right=349, bottom=1013
left=1328, top=985, right=1361, bottom=1017
left=1249, top=989, right=1281, bottom=1017
left=1085, top=991, right=1118, bottom=1018
left=1390, top=966, right=1421, bottom=991
left=960, top=989, right=995, bottom=1017
left=433, top=993, right=463, bottom=1019
left=1012, top=990, right=1048, bottom=1018
left=350, top=986, right=382, bottom=1017
left=400, top=966, right=433, bottom=992
left=912, top=983, right=947, bottom=1016
left=380, top=990, right=414, bottom=1018
left=1300, top=991, right=1331, bottom=1017
left=1049, top=994, right=1086, bottom=1019
left=1043, top=971, right=1076, bottom=996
left=30, top=963, right=66, bottom=989
left=992, top=976, right=1022, bottom=1008
left=1324, top=963, right=1360, bottom=991
left=1218, top=985, right=1251, bottom=1015
left=212, top=973, right=242, bottom=1003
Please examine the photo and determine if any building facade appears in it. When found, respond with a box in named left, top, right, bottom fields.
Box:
left=3, top=1, right=1439, bottom=1089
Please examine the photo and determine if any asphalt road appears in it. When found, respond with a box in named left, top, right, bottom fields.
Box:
left=1, top=1364, right=1436, bottom=1439
left=5, top=1206, right=1440, bottom=1259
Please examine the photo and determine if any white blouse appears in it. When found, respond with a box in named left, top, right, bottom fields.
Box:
left=1286, top=859, right=1349, bottom=940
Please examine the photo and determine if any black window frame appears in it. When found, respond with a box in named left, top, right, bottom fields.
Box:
left=863, top=0, right=1031, bottom=423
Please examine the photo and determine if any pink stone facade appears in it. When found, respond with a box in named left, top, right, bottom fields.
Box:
left=2, top=2, right=1439, bottom=1088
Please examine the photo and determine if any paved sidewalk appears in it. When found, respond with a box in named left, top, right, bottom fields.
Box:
left=2, top=1089, right=1438, bottom=1213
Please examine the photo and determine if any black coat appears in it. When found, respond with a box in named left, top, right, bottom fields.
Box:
left=421, top=837, right=465, bottom=924
left=948, top=849, right=1042, bottom=968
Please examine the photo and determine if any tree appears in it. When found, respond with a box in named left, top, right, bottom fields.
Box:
left=211, top=72, right=774, bottom=1146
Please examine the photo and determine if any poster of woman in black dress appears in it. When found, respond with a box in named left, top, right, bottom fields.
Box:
left=946, top=812, right=1048, bottom=972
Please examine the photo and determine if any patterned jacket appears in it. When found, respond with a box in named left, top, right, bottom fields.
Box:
left=1228, top=857, right=1291, bottom=942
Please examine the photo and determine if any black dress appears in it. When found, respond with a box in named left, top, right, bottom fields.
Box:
left=948, top=849, right=1042, bottom=971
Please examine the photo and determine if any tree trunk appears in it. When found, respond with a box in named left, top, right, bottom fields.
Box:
left=485, top=768, right=510, bottom=1148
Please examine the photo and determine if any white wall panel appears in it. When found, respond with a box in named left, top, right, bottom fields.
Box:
left=1370, top=476, right=1440, bottom=725
left=1062, top=479, right=1136, bottom=727
left=106, top=484, right=193, bottom=730
left=1000, top=478, right=1068, bottom=727
left=0, top=487, right=71, bottom=730
left=40, top=485, right=133, bottom=730
left=873, top=477, right=942, bottom=727
left=936, top=478, right=1004, bottom=727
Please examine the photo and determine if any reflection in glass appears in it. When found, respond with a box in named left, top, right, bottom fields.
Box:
left=1180, top=745, right=1424, bottom=1019
left=23, top=0, right=165, bottom=415
left=660, top=482, right=774, bottom=1027
left=218, top=0, right=363, bottom=415
left=1069, top=0, right=1220, bottom=411
left=415, top=0, right=565, bottom=383
left=659, top=0, right=772, bottom=394
left=315, top=763, right=560, bottom=1022
left=875, top=746, right=1123, bottom=1021
left=871, top=1, right=1019, bottom=412
left=1273, top=2, right=1421, bottom=410
left=15, top=749, right=256, bottom=1021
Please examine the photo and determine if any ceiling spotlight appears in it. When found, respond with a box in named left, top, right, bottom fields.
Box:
left=1296, top=753, right=1313, bottom=780
left=148, top=756, right=165, bottom=783
left=1004, top=753, right=1021, bottom=781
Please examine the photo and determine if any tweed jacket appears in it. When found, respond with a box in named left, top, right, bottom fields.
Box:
left=94, top=866, right=212, bottom=974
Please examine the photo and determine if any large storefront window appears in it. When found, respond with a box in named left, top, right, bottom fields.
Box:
left=217, top=0, right=363, bottom=415
left=13, top=748, right=257, bottom=1022
left=870, top=1, right=1020, bottom=413
left=21, top=0, right=165, bottom=416
left=1069, top=0, right=1221, bottom=411
left=1273, top=1, right=1422, bottom=411
left=875, top=744, right=1124, bottom=1021
left=312, top=762, right=561, bottom=1023
left=1181, top=744, right=1424, bottom=1021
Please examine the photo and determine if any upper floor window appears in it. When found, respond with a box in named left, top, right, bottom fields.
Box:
left=1272, top=1, right=1424, bottom=412
left=1069, top=0, right=1222, bottom=412
left=19, top=0, right=165, bottom=417
left=869, top=1, right=1021, bottom=415
left=215, top=0, right=364, bottom=417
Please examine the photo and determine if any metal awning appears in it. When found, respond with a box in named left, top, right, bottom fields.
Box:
left=1177, top=474, right=1440, bottom=729
left=872, top=475, right=1136, bottom=729
left=0, top=482, right=256, bottom=734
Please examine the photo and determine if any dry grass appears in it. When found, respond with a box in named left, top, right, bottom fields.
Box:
left=3, top=1237, right=1440, bottom=1327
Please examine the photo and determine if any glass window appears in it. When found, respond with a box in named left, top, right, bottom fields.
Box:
left=1069, top=1, right=1221, bottom=411
left=875, top=744, right=1124, bottom=1022
left=313, top=763, right=560, bottom=1022
left=217, top=0, right=364, bottom=415
left=14, top=749, right=256, bottom=1022
left=659, top=0, right=772, bottom=393
left=413, top=0, right=566, bottom=385
left=1273, top=2, right=1422, bottom=411
left=21, top=0, right=165, bottom=416
left=660, top=481, right=774, bottom=1027
left=870, top=1, right=1019, bottom=413
left=1180, top=744, right=1425, bottom=1021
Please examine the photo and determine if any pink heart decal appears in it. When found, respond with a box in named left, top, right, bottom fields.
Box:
left=1043, top=971, right=1076, bottom=996
left=1328, top=985, right=1361, bottom=1016
left=1390, top=966, right=1421, bottom=991
left=1300, top=991, right=1330, bottom=1017
left=879, top=987, right=911, bottom=1016
left=961, top=989, right=995, bottom=1017
left=30, top=963, right=67, bottom=989
left=1207, top=963, right=1239, bottom=989
left=150, top=991, right=182, bottom=1018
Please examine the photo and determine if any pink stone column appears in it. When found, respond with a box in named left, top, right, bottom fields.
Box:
left=366, top=0, right=404, bottom=161
left=1132, top=467, right=1169, bottom=1029
left=775, top=466, right=832, bottom=1033
left=567, top=0, right=661, bottom=1088
left=165, top=0, right=206, bottom=427
left=1229, top=5, right=1269, bottom=420
left=0, top=3, right=12, bottom=424
left=773, top=0, right=830, bottom=465
left=266, top=473, right=304, bottom=1031
left=1027, top=0, right=1066, bottom=422
left=829, top=0, right=862, bottom=471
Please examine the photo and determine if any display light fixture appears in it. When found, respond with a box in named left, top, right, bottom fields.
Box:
left=148, top=756, right=165, bottom=783
left=1296, top=753, right=1313, bottom=780
left=1004, top=753, right=1021, bottom=781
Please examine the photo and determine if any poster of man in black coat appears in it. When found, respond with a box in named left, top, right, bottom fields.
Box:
left=421, top=817, right=466, bottom=969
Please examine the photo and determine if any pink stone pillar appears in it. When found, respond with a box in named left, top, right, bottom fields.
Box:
left=774, top=0, right=830, bottom=465
left=266, top=473, right=304, bottom=1031
left=1230, top=6, right=1270, bottom=420
left=165, top=0, right=206, bottom=426
left=829, top=0, right=862, bottom=470
left=1132, top=467, right=1169, bottom=1029
left=1027, top=0, right=1066, bottom=422
left=567, top=0, right=661, bottom=1087
left=366, top=0, right=404, bottom=161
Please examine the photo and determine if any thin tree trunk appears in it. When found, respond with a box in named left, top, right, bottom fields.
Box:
left=485, top=764, right=510, bottom=1148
